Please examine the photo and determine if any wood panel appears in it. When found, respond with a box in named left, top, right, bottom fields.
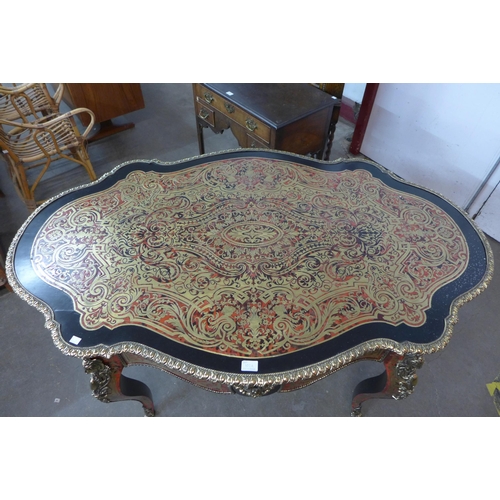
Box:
left=63, top=84, right=145, bottom=125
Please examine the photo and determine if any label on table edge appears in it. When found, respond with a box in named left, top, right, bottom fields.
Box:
left=241, top=360, right=258, bottom=372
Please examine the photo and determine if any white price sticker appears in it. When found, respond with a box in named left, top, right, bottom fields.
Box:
left=69, top=336, right=82, bottom=345
left=226, top=91, right=234, bottom=96
left=241, top=360, right=258, bottom=372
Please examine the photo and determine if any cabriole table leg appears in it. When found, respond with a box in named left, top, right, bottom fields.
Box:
left=351, top=352, right=424, bottom=416
left=83, top=355, right=155, bottom=417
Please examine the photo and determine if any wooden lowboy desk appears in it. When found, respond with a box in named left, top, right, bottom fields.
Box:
left=6, top=150, right=493, bottom=416
left=193, top=84, right=337, bottom=159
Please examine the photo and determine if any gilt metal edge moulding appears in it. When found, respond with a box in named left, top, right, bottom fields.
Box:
left=5, top=149, right=494, bottom=393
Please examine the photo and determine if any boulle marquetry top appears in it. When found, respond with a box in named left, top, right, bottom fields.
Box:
left=7, top=150, right=493, bottom=395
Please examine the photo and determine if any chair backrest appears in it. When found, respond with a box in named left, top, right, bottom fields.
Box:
left=0, top=83, right=63, bottom=123
left=0, top=118, right=35, bottom=163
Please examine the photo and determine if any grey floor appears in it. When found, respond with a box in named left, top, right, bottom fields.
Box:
left=1, top=83, right=499, bottom=417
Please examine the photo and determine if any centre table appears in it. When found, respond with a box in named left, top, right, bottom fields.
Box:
left=6, top=150, right=493, bottom=416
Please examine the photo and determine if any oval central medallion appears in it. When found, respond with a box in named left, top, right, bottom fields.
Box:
left=222, top=222, right=283, bottom=247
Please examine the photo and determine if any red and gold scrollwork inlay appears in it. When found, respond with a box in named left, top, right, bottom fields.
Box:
left=31, top=158, right=469, bottom=358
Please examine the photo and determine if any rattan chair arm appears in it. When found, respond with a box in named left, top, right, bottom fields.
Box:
left=0, top=83, right=39, bottom=94
left=0, top=108, right=96, bottom=138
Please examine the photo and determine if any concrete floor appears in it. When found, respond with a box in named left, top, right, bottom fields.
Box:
left=0, top=83, right=499, bottom=417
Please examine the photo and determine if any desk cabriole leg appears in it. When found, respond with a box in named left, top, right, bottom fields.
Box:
left=196, top=122, right=206, bottom=155
left=83, top=355, right=155, bottom=417
left=351, top=352, right=424, bottom=416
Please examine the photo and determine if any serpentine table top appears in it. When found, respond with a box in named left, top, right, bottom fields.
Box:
left=7, top=150, right=493, bottom=416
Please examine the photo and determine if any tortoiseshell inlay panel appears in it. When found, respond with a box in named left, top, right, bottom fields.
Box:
left=31, top=157, right=469, bottom=358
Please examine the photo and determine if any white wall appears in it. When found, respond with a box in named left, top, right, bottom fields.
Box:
left=470, top=159, right=500, bottom=239
left=343, top=83, right=366, bottom=104
left=360, top=84, right=500, bottom=232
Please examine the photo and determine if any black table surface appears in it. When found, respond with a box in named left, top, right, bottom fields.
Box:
left=203, top=84, right=336, bottom=127
left=8, top=150, right=492, bottom=377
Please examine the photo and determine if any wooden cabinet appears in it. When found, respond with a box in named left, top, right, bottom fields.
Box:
left=63, top=83, right=145, bottom=142
left=193, top=83, right=336, bottom=157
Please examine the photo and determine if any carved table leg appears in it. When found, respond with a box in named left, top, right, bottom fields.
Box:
left=351, top=352, right=424, bottom=416
left=83, top=355, right=155, bottom=417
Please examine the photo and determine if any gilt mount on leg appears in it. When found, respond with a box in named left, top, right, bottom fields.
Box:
left=83, top=355, right=155, bottom=417
left=351, top=352, right=424, bottom=417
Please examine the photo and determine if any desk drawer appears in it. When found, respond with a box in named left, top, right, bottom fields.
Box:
left=195, top=85, right=271, bottom=144
left=246, top=134, right=269, bottom=149
left=195, top=101, right=215, bottom=127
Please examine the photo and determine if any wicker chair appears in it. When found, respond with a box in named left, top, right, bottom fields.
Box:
left=0, top=108, right=97, bottom=211
left=0, top=83, right=64, bottom=122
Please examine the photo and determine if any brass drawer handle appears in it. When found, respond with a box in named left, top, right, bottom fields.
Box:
left=245, top=119, right=258, bottom=132
left=224, top=102, right=235, bottom=114
left=199, top=109, right=209, bottom=120
left=203, top=92, right=214, bottom=104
